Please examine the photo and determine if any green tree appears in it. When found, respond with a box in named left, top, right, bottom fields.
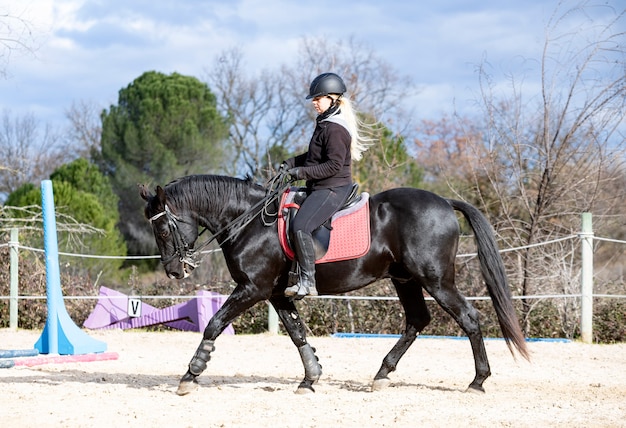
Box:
left=51, top=158, right=120, bottom=223
left=6, top=162, right=127, bottom=281
left=96, top=71, right=230, bottom=258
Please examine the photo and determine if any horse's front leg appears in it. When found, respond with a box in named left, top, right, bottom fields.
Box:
left=177, top=285, right=263, bottom=396
left=269, top=295, right=322, bottom=394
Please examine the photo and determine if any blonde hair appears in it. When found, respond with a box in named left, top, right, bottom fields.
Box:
left=330, top=95, right=374, bottom=161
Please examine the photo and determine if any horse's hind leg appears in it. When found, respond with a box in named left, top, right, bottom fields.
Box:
left=423, top=276, right=491, bottom=393
left=372, top=279, right=431, bottom=391
left=269, top=295, right=322, bottom=394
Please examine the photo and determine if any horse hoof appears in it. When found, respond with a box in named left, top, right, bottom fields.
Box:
left=176, top=380, right=198, bottom=396
left=295, top=385, right=315, bottom=395
left=465, top=384, right=486, bottom=394
left=371, top=377, right=391, bottom=391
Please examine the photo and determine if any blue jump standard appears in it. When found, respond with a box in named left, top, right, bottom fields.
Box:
left=34, top=180, right=107, bottom=355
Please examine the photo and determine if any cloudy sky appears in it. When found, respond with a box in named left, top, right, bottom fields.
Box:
left=0, top=0, right=621, bottom=132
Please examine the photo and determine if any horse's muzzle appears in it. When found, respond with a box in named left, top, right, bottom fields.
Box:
left=166, top=262, right=193, bottom=280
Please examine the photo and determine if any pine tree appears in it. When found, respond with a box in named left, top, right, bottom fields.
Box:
left=96, top=71, right=230, bottom=259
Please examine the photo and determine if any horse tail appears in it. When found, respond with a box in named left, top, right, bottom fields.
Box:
left=447, top=199, right=530, bottom=361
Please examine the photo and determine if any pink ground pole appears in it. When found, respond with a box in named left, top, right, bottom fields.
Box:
left=11, top=352, right=119, bottom=367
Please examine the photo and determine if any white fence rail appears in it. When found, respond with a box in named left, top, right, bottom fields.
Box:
left=3, top=213, right=626, bottom=342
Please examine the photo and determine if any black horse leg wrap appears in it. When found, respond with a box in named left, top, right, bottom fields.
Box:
left=298, top=344, right=322, bottom=382
left=189, top=339, right=215, bottom=376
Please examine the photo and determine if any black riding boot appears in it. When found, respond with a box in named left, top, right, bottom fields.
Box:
left=284, top=230, right=318, bottom=299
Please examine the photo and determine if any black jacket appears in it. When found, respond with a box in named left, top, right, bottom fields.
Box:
left=286, top=119, right=352, bottom=190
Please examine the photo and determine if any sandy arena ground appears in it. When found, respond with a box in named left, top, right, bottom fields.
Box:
left=0, top=329, right=625, bottom=427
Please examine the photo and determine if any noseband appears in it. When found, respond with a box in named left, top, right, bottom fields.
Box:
left=150, top=205, right=199, bottom=268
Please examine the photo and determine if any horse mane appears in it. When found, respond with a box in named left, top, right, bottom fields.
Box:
left=163, top=175, right=265, bottom=214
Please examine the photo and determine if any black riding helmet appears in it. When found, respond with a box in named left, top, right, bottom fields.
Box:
left=306, top=72, right=347, bottom=99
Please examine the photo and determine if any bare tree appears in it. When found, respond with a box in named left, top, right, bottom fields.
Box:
left=415, top=3, right=626, bottom=337
left=205, top=48, right=308, bottom=177
left=0, top=204, right=103, bottom=236
left=0, top=8, right=40, bottom=78
left=65, top=100, right=103, bottom=159
left=291, top=36, right=414, bottom=121
left=205, top=36, right=417, bottom=179
left=0, top=110, right=71, bottom=202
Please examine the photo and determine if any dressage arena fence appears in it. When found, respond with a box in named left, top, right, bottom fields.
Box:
left=2, top=213, right=626, bottom=342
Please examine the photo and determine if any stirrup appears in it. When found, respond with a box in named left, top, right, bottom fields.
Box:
left=285, top=283, right=318, bottom=299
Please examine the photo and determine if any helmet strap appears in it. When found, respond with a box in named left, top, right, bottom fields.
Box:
left=317, top=102, right=341, bottom=121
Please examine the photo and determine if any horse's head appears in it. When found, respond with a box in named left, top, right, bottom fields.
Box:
left=140, top=184, right=199, bottom=279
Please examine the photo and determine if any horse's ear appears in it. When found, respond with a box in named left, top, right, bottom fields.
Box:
left=139, top=184, right=153, bottom=201
left=155, top=186, right=166, bottom=207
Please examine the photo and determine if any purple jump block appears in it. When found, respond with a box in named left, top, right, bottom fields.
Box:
left=83, top=286, right=234, bottom=334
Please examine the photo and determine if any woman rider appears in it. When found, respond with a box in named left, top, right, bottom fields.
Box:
left=282, top=72, right=371, bottom=299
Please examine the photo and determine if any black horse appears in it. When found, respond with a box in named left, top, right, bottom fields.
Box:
left=140, top=174, right=529, bottom=396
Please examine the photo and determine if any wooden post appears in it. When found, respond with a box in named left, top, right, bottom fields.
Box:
left=268, top=304, right=279, bottom=334
left=9, top=228, right=19, bottom=330
left=580, top=213, right=593, bottom=344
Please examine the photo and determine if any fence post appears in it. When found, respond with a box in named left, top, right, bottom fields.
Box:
left=268, top=304, right=279, bottom=334
left=9, top=228, right=19, bottom=330
left=580, top=212, right=593, bottom=344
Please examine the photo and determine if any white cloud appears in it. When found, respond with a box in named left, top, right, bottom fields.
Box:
left=1, top=0, right=621, bottom=131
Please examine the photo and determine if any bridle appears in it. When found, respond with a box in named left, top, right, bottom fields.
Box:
left=149, top=170, right=293, bottom=268
left=150, top=204, right=199, bottom=268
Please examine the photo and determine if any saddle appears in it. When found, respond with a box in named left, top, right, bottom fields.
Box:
left=278, top=184, right=371, bottom=264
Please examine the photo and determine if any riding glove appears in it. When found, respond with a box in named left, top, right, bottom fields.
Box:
left=287, top=167, right=302, bottom=181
